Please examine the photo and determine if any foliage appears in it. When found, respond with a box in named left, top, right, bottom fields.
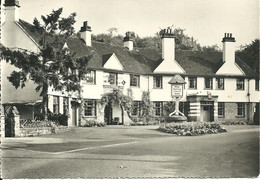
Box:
left=92, top=26, right=220, bottom=52
left=0, top=8, right=93, bottom=120
left=47, top=112, right=68, bottom=126
left=100, top=88, right=133, bottom=113
left=83, top=120, right=106, bottom=127
left=237, top=39, right=259, bottom=74
left=140, top=91, right=153, bottom=118
left=129, top=120, right=159, bottom=126
left=219, top=121, right=247, bottom=125
left=158, top=122, right=227, bottom=136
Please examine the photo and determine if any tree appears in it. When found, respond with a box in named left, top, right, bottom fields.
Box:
left=237, top=39, right=259, bottom=74
left=0, top=8, right=93, bottom=120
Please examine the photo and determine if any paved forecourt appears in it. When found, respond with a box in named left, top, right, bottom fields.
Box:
left=1, top=125, right=259, bottom=178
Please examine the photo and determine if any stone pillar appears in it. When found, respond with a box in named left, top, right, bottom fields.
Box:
left=213, top=100, right=218, bottom=122
left=13, top=114, right=20, bottom=137
left=59, top=96, right=64, bottom=114
left=1, top=115, right=5, bottom=138
left=67, top=97, right=72, bottom=127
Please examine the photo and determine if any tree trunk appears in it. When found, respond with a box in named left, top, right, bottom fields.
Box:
left=42, top=82, right=49, bottom=121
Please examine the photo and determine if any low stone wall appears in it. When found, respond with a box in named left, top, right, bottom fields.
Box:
left=20, top=126, right=70, bottom=137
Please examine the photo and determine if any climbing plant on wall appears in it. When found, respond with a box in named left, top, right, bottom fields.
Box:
left=100, top=88, right=133, bottom=113
left=140, top=91, right=153, bottom=120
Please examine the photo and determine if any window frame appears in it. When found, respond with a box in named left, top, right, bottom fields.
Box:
left=153, top=102, right=163, bottom=117
left=63, top=97, right=69, bottom=115
left=131, top=101, right=141, bottom=116
left=84, top=70, right=96, bottom=84
left=204, top=77, right=213, bottom=89
left=236, top=78, right=245, bottom=90
left=53, top=96, right=59, bottom=114
left=108, top=72, right=118, bottom=85
left=84, top=99, right=97, bottom=117
left=130, top=74, right=140, bottom=87
left=153, top=76, right=163, bottom=89
left=255, top=79, right=259, bottom=91
left=188, top=77, right=197, bottom=89
left=218, top=102, right=225, bottom=117
left=216, top=77, right=225, bottom=90
left=236, top=102, right=245, bottom=117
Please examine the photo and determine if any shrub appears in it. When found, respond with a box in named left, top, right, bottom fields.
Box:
left=158, top=122, right=227, bottom=136
left=83, top=120, right=106, bottom=127
left=220, top=121, right=247, bottom=125
left=47, top=112, right=68, bottom=126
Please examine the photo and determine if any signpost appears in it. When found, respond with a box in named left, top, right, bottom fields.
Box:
left=168, top=75, right=187, bottom=119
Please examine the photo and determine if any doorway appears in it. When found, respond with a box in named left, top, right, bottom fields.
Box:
left=105, top=104, right=113, bottom=125
left=200, top=105, right=214, bottom=122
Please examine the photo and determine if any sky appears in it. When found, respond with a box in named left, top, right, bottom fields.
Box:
left=3, top=0, right=260, bottom=48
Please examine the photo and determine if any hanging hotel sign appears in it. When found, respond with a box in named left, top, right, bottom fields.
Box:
left=171, top=84, right=183, bottom=98
left=168, top=74, right=186, bottom=99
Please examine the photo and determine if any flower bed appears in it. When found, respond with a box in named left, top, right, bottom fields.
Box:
left=220, top=121, right=247, bottom=125
left=83, top=120, right=106, bottom=127
left=129, top=120, right=159, bottom=126
left=158, top=122, right=227, bottom=136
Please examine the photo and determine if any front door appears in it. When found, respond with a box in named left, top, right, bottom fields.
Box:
left=71, top=104, right=77, bottom=127
left=201, top=105, right=214, bottom=122
left=105, top=104, right=113, bottom=125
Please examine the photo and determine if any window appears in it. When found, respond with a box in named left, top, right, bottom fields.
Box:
left=132, top=101, right=141, bottom=116
left=216, top=77, right=224, bottom=90
left=153, top=102, right=163, bottom=116
left=108, top=72, right=117, bottom=85
left=188, top=77, right=197, bottom=89
left=84, top=70, right=96, bottom=84
left=130, top=74, right=140, bottom=87
left=204, top=77, right=213, bottom=89
left=237, top=103, right=245, bottom=116
left=84, top=99, right=96, bottom=117
left=53, top=96, right=59, bottom=114
left=153, top=76, right=162, bottom=89
left=63, top=97, right=69, bottom=115
left=255, top=80, right=259, bottom=91
left=218, top=102, right=225, bottom=117
left=236, top=78, right=244, bottom=90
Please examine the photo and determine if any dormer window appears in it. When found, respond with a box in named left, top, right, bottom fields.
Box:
left=130, top=74, right=140, bottom=87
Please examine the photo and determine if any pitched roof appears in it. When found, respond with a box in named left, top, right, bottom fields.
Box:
left=18, top=19, right=258, bottom=78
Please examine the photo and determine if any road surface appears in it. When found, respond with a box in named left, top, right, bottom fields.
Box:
left=1, top=125, right=259, bottom=178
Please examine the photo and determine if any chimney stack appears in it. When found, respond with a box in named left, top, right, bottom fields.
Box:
left=3, top=0, right=20, bottom=23
left=123, top=31, right=134, bottom=51
left=80, top=21, right=92, bottom=46
left=160, top=27, right=175, bottom=61
left=222, top=32, right=235, bottom=63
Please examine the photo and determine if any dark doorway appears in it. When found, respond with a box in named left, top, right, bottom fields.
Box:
left=200, top=101, right=214, bottom=122
left=253, top=103, right=259, bottom=125
left=105, top=104, right=113, bottom=125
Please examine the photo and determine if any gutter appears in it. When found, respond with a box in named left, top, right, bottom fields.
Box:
left=247, top=79, right=251, bottom=123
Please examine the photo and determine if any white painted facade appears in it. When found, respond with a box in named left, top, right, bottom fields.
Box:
left=1, top=0, right=259, bottom=132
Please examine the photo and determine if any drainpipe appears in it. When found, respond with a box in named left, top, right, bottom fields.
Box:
left=247, top=79, right=251, bottom=124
